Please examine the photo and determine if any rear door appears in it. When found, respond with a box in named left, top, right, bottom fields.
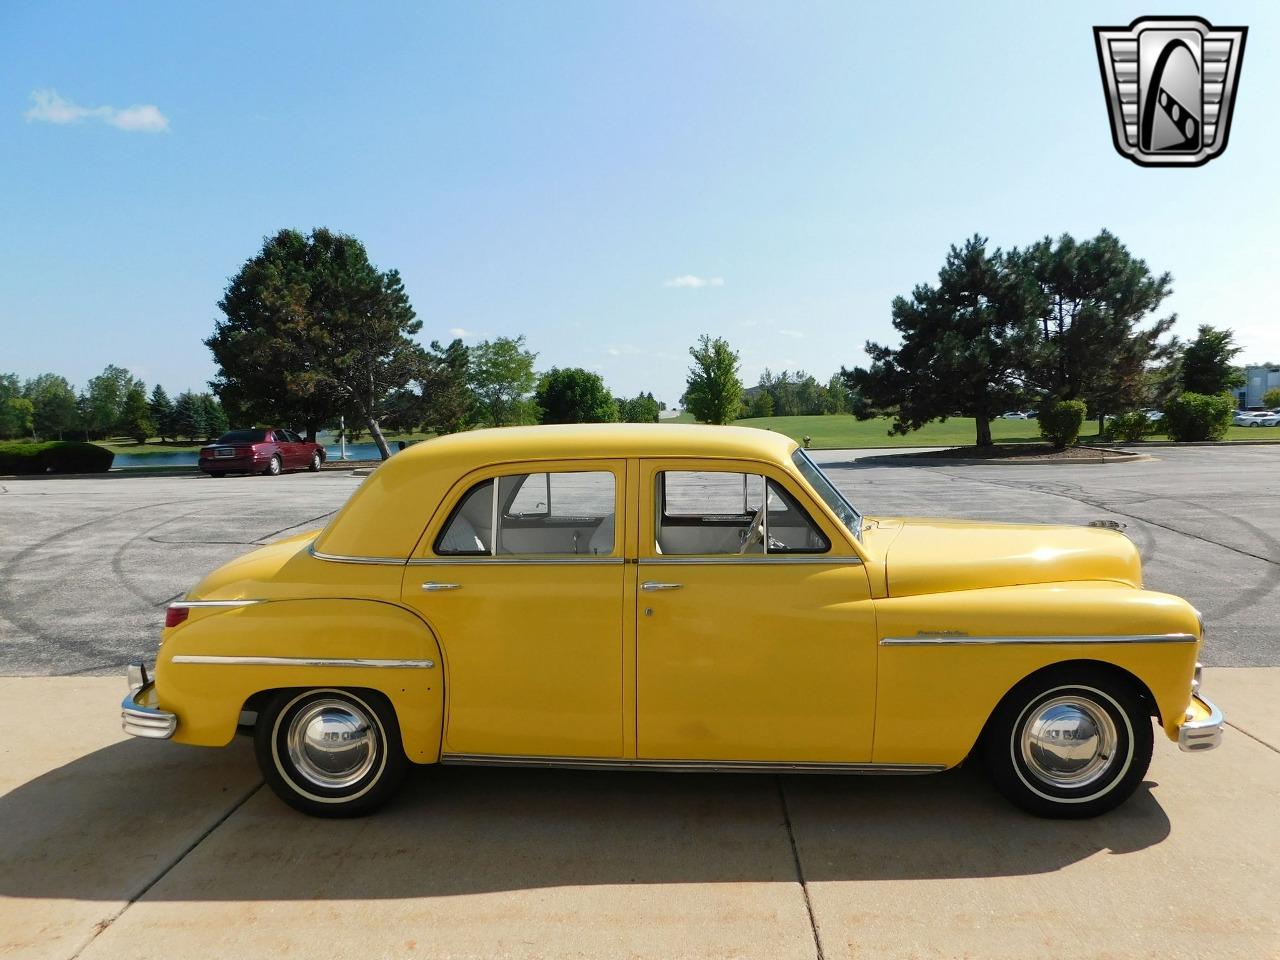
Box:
left=401, top=460, right=627, bottom=758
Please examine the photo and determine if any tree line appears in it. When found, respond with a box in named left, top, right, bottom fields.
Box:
left=842, top=231, right=1249, bottom=446
left=205, top=229, right=667, bottom=459
left=0, top=365, right=228, bottom=443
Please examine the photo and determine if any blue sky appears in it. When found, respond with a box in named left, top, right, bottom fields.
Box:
left=2, top=1, right=1276, bottom=407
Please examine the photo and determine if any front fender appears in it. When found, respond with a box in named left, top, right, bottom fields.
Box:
left=154, top=598, right=444, bottom=763
left=870, top=583, right=1201, bottom=766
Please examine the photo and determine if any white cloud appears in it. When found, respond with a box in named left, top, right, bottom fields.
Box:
left=777, top=328, right=805, bottom=339
left=663, top=275, right=725, bottom=289
left=448, top=327, right=470, bottom=338
left=24, top=89, right=169, bottom=133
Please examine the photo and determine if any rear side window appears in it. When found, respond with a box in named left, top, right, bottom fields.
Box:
left=435, top=470, right=617, bottom=557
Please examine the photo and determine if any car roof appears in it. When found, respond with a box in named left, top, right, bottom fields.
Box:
left=395, top=422, right=798, bottom=464
left=314, top=423, right=801, bottom=559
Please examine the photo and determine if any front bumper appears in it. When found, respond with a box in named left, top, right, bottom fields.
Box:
left=1179, top=693, right=1223, bottom=752
left=121, top=662, right=177, bottom=740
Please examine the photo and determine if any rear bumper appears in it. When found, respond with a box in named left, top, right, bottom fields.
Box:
left=1179, top=693, right=1223, bottom=753
left=199, top=456, right=260, bottom=472
left=121, top=662, right=177, bottom=740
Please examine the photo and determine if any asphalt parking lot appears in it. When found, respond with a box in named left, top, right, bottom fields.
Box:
left=2, top=447, right=1278, bottom=960
left=0, top=445, right=1276, bottom=674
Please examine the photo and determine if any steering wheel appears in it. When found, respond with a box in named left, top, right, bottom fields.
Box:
left=737, top=505, right=767, bottom=554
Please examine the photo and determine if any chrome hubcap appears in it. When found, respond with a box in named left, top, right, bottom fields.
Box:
left=1019, top=696, right=1118, bottom=788
left=286, top=699, right=377, bottom=788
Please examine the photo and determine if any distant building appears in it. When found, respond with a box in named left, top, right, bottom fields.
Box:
left=1238, top=365, right=1280, bottom=408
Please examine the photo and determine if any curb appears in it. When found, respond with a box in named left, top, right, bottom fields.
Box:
left=856, top=450, right=1155, bottom=467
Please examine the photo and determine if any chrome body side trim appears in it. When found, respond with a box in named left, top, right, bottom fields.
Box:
left=308, top=543, right=406, bottom=566
left=439, top=754, right=944, bottom=775
left=1179, top=693, right=1224, bottom=752
left=409, top=556, right=624, bottom=566
left=169, top=599, right=265, bottom=608
left=637, top=556, right=863, bottom=566
left=171, top=655, right=435, bottom=669
left=880, top=633, right=1197, bottom=647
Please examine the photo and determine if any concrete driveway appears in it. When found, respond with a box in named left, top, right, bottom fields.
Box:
left=3, top=669, right=1276, bottom=960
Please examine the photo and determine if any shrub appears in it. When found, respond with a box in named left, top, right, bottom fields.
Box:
left=1163, top=392, right=1234, bottom=442
left=0, top=441, right=115, bottom=475
left=1106, top=410, right=1151, bottom=443
left=1037, top=399, right=1087, bottom=449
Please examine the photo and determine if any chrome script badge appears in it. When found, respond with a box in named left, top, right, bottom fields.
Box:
left=1094, top=16, right=1246, bottom=167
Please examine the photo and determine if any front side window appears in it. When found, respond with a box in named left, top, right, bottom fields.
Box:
left=435, top=470, right=616, bottom=557
left=656, top=471, right=828, bottom=556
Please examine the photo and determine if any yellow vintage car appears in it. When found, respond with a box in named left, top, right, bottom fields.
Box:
left=122, top=424, right=1222, bottom=818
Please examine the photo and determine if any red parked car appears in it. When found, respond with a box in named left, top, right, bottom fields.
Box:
left=198, top=428, right=326, bottom=477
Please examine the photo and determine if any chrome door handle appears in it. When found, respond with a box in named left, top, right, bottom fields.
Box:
left=641, top=581, right=682, bottom=591
left=421, top=582, right=461, bottom=592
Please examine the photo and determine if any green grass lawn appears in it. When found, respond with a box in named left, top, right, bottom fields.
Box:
left=97, top=438, right=206, bottom=455
left=669, top=414, right=1280, bottom=448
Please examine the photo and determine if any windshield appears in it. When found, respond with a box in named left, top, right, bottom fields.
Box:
left=792, top=449, right=862, bottom=541
left=216, top=429, right=266, bottom=444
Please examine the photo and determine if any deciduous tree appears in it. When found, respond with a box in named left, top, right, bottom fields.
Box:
left=684, top=335, right=743, bottom=425
left=536, top=367, right=618, bottom=424
left=120, top=385, right=155, bottom=443
left=469, top=336, right=538, bottom=426
left=25, top=374, right=79, bottom=440
left=1179, top=325, right=1245, bottom=396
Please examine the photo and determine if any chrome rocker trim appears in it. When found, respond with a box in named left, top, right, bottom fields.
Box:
left=880, top=633, right=1197, bottom=647
left=1179, top=694, right=1224, bottom=753
left=171, top=655, right=435, bottom=669
left=121, top=663, right=177, bottom=740
left=637, top=556, right=863, bottom=566
left=440, top=754, right=944, bottom=775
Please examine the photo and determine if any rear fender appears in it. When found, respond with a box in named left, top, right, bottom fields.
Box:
left=154, top=598, right=444, bottom=763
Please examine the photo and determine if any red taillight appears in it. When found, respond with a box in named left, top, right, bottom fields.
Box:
left=164, top=606, right=189, bottom=628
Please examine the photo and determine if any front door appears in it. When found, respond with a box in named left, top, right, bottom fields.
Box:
left=636, top=460, right=878, bottom=762
left=401, top=460, right=626, bottom=758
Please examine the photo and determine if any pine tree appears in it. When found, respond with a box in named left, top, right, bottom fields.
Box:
left=149, top=385, right=175, bottom=441
left=172, top=391, right=207, bottom=442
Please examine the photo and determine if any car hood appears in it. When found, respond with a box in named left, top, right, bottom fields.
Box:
left=875, top=517, right=1142, bottom=597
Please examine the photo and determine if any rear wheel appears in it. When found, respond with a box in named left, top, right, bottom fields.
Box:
left=263, top=455, right=282, bottom=476
left=254, top=688, right=408, bottom=817
left=308, top=452, right=322, bottom=472
left=983, top=667, right=1153, bottom=818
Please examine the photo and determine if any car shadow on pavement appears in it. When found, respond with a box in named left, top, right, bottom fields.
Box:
left=2, top=739, right=1171, bottom=903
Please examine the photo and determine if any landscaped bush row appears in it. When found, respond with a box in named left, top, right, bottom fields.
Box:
left=0, top=441, right=115, bottom=474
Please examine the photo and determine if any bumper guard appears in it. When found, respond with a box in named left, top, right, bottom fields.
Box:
left=1178, top=693, right=1223, bottom=753
left=121, top=662, right=177, bottom=740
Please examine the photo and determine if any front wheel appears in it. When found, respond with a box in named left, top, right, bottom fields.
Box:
left=982, top=668, right=1153, bottom=818
left=308, top=452, right=322, bottom=472
left=254, top=688, right=409, bottom=817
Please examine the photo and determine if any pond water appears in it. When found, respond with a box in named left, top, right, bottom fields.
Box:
left=111, top=440, right=392, bottom=470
